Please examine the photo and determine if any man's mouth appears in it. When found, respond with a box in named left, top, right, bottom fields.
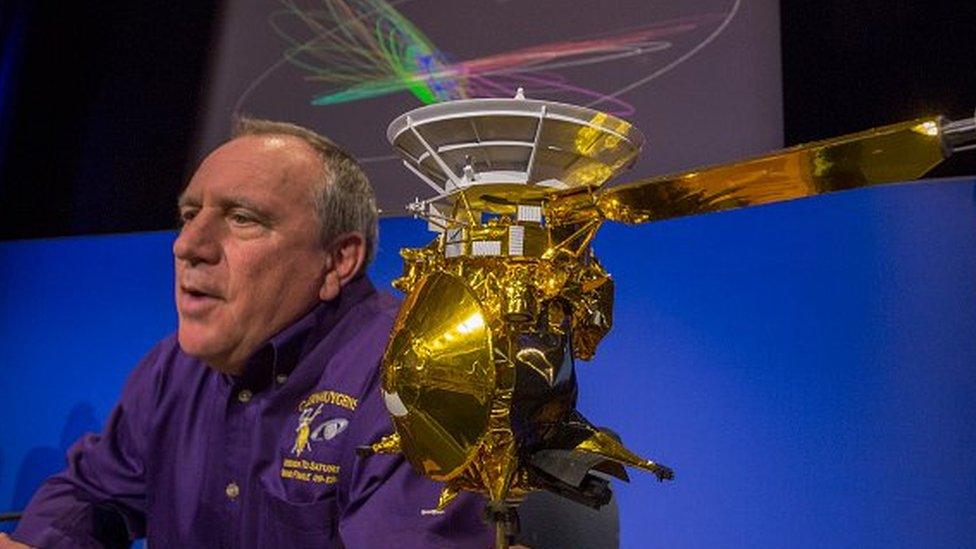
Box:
left=178, top=285, right=223, bottom=316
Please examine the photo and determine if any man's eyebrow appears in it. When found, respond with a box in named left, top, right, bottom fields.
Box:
left=177, top=193, right=199, bottom=209
left=219, top=195, right=271, bottom=218
left=176, top=193, right=271, bottom=218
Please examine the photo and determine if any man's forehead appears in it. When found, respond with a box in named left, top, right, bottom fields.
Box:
left=204, top=135, right=311, bottom=172
left=182, top=135, right=322, bottom=199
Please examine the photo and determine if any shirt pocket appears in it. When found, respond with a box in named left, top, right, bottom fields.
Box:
left=259, top=484, right=341, bottom=548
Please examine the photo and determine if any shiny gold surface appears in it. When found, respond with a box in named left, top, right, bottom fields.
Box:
left=443, top=184, right=549, bottom=214
left=380, top=241, right=653, bottom=508
left=383, top=271, right=495, bottom=479
left=547, top=118, right=947, bottom=225
left=374, top=99, right=965, bottom=522
left=364, top=432, right=401, bottom=455
left=575, top=430, right=674, bottom=481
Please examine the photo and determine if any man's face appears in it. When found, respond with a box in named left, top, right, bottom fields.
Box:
left=174, top=134, right=330, bottom=372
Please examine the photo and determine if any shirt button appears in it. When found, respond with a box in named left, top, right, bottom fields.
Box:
left=275, top=374, right=288, bottom=385
left=237, top=389, right=253, bottom=403
left=225, top=482, right=240, bottom=499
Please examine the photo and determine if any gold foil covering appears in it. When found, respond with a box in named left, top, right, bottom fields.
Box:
left=376, top=102, right=958, bottom=525
left=383, top=271, right=495, bottom=479
left=546, top=118, right=947, bottom=226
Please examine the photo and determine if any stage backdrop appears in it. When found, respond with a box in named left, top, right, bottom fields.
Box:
left=1, top=178, right=974, bottom=547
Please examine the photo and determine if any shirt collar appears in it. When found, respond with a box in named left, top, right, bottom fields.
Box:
left=234, top=275, right=377, bottom=391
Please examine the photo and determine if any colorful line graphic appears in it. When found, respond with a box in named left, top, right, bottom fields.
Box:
left=255, top=0, right=736, bottom=116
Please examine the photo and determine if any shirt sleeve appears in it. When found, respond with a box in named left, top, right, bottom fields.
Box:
left=11, top=341, right=166, bottom=548
left=336, top=366, right=493, bottom=549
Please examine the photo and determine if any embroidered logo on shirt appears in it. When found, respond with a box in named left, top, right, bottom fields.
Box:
left=310, top=417, right=349, bottom=442
left=282, top=401, right=344, bottom=484
left=280, top=458, right=340, bottom=484
left=292, top=404, right=324, bottom=457
left=298, top=389, right=358, bottom=412
left=290, top=389, right=357, bottom=457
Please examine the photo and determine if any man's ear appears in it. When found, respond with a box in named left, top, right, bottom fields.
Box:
left=319, top=232, right=367, bottom=301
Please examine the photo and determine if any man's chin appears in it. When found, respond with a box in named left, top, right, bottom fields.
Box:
left=177, top=329, right=240, bottom=374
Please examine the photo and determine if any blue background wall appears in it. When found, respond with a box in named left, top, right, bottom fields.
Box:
left=1, top=178, right=974, bottom=547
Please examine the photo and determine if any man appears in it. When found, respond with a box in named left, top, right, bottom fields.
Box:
left=2, top=119, right=491, bottom=547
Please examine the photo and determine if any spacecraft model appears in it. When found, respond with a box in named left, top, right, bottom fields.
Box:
left=359, top=92, right=975, bottom=547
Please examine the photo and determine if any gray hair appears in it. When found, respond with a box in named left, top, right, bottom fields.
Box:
left=232, top=116, right=378, bottom=265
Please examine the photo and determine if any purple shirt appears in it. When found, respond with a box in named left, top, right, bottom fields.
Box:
left=13, top=277, right=492, bottom=548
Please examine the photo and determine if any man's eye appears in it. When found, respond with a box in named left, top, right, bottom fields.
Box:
left=229, top=212, right=258, bottom=226
left=179, top=209, right=198, bottom=225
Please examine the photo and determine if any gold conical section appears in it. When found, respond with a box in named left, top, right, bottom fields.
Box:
left=575, top=430, right=674, bottom=481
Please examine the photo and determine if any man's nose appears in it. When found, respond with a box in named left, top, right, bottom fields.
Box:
left=173, top=213, right=221, bottom=265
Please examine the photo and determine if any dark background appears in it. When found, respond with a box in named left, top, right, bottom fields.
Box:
left=0, top=0, right=974, bottom=240
left=0, top=1, right=221, bottom=240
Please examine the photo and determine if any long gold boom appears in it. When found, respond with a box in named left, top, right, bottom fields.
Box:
left=547, top=117, right=960, bottom=226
